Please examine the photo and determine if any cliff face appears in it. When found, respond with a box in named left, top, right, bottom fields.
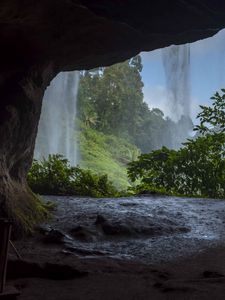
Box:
left=1, top=0, right=225, bottom=230
left=1, top=0, right=225, bottom=74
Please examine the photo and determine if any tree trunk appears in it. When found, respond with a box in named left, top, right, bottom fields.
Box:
left=0, top=64, right=54, bottom=234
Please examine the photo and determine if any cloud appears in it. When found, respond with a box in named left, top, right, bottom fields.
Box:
left=190, top=29, right=225, bottom=56
left=143, top=84, right=200, bottom=122
left=141, top=49, right=161, bottom=63
left=190, top=97, right=201, bottom=122
left=143, top=85, right=170, bottom=116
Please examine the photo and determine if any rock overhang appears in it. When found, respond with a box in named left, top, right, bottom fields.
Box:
left=1, top=0, right=225, bottom=74
left=1, top=0, right=225, bottom=231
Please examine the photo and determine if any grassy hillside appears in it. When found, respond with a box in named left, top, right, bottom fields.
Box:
left=78, top=125, right=140, bottom=190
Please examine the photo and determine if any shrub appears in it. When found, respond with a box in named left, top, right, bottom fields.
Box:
left=28, top=154, right=118, bottom=197
left=127, top=90, right=225, bottom=199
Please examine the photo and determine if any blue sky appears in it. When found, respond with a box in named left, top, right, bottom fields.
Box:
left=141, top=29, right=225, bottom=121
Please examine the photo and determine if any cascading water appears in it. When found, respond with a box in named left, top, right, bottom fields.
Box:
left=34, top=71, right=79, bottom=165
left=162, top=44, right=192, bottom=148
left=162, top=44, right=191, bottom=121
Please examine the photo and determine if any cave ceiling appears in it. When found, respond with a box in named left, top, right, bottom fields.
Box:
left=1, top=0, right=225, bottom=74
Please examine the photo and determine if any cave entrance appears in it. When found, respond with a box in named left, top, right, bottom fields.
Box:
left=26, top=29, right=225, bottom=264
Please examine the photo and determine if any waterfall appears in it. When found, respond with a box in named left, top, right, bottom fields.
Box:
left=162, top=44, right=192, bottom=148
left=162, top=44, right=191, bottom=121
left=34, top=71, right=79, bottom=165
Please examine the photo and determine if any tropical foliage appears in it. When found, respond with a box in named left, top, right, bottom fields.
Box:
left=76, top=55, right=192, bottom=190
left=78, top=124, right=140, bottom=189
left=28, top=154, right=118, bottom=197
left=128, top=90, right=225, bottom=198
left=77, top=56, right=192, bottom=153
left=30, top=57, right=224, bottom=199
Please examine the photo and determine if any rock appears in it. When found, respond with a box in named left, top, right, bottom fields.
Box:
left=43, top=263, right=88, bottom=279
left=151, top=269, right=171, bottom=280
left=70, top=226, right=97, bottom=242
left=42, top=229, right=66, bottom=244
left=202, top=271, right=224, bottom=279
left=7, top=259, right=88, bottom=280
left=177, top=226, right=191, bottom=233
left=36, top=224, right=52, bottom=235
left=120, top=202, right=138, bottom=207
left=95, top=215, right=107, bottom=225
left=65, top=246, right=105, bottom=256
left=101, top=222, right=134, bottom=236
left=94, top=215, right=190, bottom=237
left=95, top=215, right=134, bottom=236
left=2, top=1, right=225, bottom=74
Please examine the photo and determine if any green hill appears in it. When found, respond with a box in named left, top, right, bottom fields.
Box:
left=78, top=125, right=140, bottom=190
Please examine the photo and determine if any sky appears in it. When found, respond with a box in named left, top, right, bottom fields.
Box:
left=141, top=29, right=225, bottom=122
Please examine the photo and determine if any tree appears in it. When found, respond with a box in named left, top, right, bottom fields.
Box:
left=77, top=56, right=144, bottom=138
left=128, top=90, right=225, bottom=198
left=77, top=55, right=189, bottom=153
left=195, top=89, right=225, bottom=134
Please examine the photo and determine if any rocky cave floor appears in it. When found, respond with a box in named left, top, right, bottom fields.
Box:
left=7, top=195, right=225, bottom=299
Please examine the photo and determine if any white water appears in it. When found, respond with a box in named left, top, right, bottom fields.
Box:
left=35, top=71, right=79, bottom=165
left=162, top=44, right=191, bottom=122
left=162, top=44, right=192, bottom=148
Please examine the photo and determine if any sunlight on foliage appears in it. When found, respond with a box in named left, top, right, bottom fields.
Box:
left=78, top=124, right=140, bottom=189
left=28, top=154, right=118, bottom=197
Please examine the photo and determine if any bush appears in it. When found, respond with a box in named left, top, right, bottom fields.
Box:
left=28, top=154, right=118, bottom=197
left=127, top=90, right=225, bottom=199
left=128, top=136, right=225, bottom=198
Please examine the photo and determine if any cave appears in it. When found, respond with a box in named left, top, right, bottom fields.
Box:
left=1, top=0, right=225, bottom=229
left=1, top=1, right=225, bottom=298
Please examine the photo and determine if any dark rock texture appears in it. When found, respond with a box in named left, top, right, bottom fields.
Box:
left=1, top=1, right=225, bottom=73
left=0, top=63, right=54, bottom=231
left=1, top=0, right=225, bottom=229
left=7, top=259, right=88, bottom=280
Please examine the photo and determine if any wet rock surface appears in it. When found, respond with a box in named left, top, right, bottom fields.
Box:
left=95, top=214, right=135, bottom=236
left=202, top=271, right=224, bottom=279
left=70, top=226, right=98, bottom=242
left=39, top=195, right=225, bottom=264
left=41, top=229, right=67, bottom=244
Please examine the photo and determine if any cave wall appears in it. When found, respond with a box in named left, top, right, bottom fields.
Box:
left=1, top=0, right=225, bottom=75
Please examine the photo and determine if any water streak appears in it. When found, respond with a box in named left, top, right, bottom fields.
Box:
left=162, top=44, right=192, bottom=148
left=162, top=44, right=191, bottom=121
left=35, top=71, right=79, bottom=165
